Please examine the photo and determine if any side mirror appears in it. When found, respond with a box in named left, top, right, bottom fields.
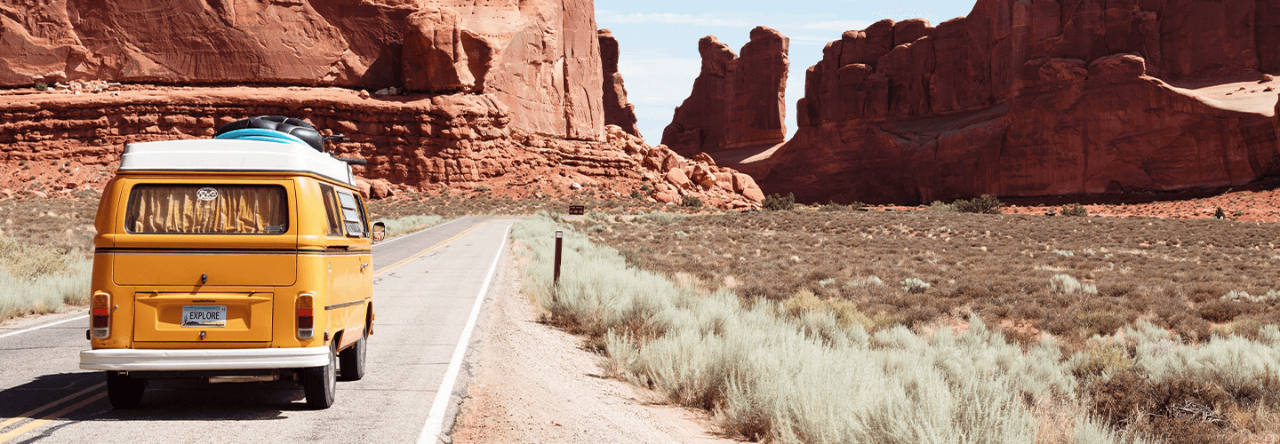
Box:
left=372, top=222, right=386, bottom=241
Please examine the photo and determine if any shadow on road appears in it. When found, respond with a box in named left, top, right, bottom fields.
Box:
left=0, top=372, right=313, bottom=425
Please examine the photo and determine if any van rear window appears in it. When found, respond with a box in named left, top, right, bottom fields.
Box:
left=125, top=185, right=289, bottom=234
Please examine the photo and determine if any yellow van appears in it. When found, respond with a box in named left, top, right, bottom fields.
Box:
left=80, top=116, right=384, bottom=409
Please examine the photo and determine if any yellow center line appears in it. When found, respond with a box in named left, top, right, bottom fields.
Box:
left=374, top=221, right=489, bottom=277
left=0, top=382, right=105, bottom=431
left=0, top=392, right=108, bottom=443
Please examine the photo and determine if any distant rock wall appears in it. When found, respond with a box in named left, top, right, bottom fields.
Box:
left=0, top=87, right=762, bottom=208
left=661, top=27, right=788, bottom=158
left=0, top=0, right=604, bottom=141
left=598, top=29, right=641, bottom=138
left=761, top=0, right=1280, bottom=204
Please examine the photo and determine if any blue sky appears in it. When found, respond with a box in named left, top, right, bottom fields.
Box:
left=596, top=0, right=979, bottom=143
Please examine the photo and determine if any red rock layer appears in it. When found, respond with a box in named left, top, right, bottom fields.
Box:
left=0, top=87, right=762, bottom=208
left=0, top=0, right=604, bottom=141
left=762, top=0, right=1280, bottom=204
left=598, top=29, right=641, bottom=138
left=661, top=27, right=788, bottom=158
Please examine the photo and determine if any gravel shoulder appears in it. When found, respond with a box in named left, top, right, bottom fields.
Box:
left=451, top=243, right=736, bottom=444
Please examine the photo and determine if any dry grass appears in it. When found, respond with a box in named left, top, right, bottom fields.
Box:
left=0, top=192, right=98, bottom=319
left=572, top=209, right=1280, bottom=442
left=0, top=190, right=100, bottom=254
left=587, top=209, right=1279, bottom=347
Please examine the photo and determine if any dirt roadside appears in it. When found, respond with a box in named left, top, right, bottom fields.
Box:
left=450, top=244, right=736, bottom=444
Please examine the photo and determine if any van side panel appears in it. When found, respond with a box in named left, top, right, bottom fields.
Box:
left=295, top=178, right=372, bottom=350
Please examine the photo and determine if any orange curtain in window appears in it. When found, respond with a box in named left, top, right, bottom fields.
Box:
left=128, top=186, right=288, bottom=234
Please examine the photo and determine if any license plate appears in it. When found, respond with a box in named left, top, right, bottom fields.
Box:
left=182, top=306, right=227, bottom=328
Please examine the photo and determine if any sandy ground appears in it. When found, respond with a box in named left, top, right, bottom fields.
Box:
left=450, top=245, right=736, bottom=444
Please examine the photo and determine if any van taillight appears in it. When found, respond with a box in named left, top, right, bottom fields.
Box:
left=297, top=293, right=315, bottom=340
left=91, top=292, right=111, bottom=339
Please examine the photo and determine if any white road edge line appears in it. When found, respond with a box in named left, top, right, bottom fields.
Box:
left=0, top=315, right=88, bottom=341
left=417, top=223, right=511, bottom=444
left=373, top=217, right=466, bottom=249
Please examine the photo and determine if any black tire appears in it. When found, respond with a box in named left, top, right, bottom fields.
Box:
left=338, top=326, right=367, bottom=381
left=106, top=371, right=145, bottom=408
left=302, top=342, right=337, bottom=409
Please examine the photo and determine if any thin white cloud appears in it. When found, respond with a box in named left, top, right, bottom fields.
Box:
left=598, top=11, right=750, bottom=27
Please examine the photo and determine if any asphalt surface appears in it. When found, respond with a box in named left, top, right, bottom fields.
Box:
left=0, top=217, right=517, bottom=443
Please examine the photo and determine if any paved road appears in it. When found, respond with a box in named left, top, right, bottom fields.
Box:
left=0, top=217, right=517, bottom=443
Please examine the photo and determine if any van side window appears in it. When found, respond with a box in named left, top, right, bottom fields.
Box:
left=335, top=189, right=365, bottom=237
left=125, top=185, right=288, bottom=234
left=318, top=184, right=344, bottom=237
left=354, top=194, right=370, bottom=238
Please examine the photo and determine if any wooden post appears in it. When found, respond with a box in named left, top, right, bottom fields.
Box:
left=553, top=231, right=563, bottom=301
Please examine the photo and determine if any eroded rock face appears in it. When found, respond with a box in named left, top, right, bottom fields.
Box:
left=661, top=26, right=788, bottom=158
left=0, top=87, right=761, bottom=209
left=0, top=0, right=604, bottom=141
left=765, top=0, right=1280, bottom=204
left=598, top=29, right=641, bottom=138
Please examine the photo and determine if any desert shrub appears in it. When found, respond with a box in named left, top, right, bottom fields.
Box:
left=1118, top=322, right=1280, bottom=407
left=844, top=276, right=884, bottom=288
left=762, top=193, right=795, bottom=212
left=378, top=214, right=446, bottom=238
left=629, top=190, right=644, bottom=200
left=900, top=278, right=931, bottom=294
left=1088, top=371, right=1234, bottom=444
left=1197, top=300, right=1246, bottom=323
left=1076, top=312, right=1127, bottom=338
left=0, top=237, right=91, bottom=319
left=681, top=195, right=704, bottom=208
left=952, top=195, right=1004, bottom=214
left=929, top=200, right=956, bottom=212
left=474, top=185, right=491, bottom=192
left=1052, top=274, right=1098, bottom=294
left=34, top=82, right=48, bottom=91
left=818, top=201, right=847, bottom=212
left=1061, top=203, right=1089, bottom=217
left=1070, top=339, right=1133, bottom=379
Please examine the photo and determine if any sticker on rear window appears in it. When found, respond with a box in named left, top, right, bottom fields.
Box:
left=197, top=187, right=219, bottom=201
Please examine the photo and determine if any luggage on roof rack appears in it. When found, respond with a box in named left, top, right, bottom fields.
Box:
left=215, top=116, right=325, bottom=152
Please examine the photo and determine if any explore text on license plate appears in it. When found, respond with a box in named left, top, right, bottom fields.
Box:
left=182, top=305, right=227, bottom=327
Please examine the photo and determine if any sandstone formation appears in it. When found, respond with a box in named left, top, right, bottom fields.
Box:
left=757, top=0, right=1280, bottom=204
left=0, top=0, right=604, bottom=141
left=598, top=29, right=641, bottom=138
left=661, top=27, right=788, bottom=158
left=0, top=87, right=762, bottom=209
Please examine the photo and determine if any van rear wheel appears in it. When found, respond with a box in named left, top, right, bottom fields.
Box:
left=303, top=342, right=337, bottom=409
left=338, top=326, right=367, bottom=381
left=106, top=371, right=145, bottom=408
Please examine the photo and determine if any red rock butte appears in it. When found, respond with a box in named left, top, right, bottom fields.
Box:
left=703, top=0, right=1280, bottom=205
left=661, top=27, right=790, bottom=159
left=598, top=29, right=642, bottom=139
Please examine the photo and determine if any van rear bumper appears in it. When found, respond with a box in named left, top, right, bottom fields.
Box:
left=80, top=347, right=329, bottom=371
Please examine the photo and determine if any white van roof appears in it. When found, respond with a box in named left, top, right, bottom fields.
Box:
left=118, top=139, right=355, bottom=186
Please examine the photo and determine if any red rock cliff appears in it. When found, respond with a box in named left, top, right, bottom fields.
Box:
left=0, top=87, right=763, bottom=208
left=661, top=27, right=788, bottom=158
left=759, top=0, right=1280, bottom=204
left=0, top=0, right=604, bottom=141
left=598, top=29, right=641, bottom=138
